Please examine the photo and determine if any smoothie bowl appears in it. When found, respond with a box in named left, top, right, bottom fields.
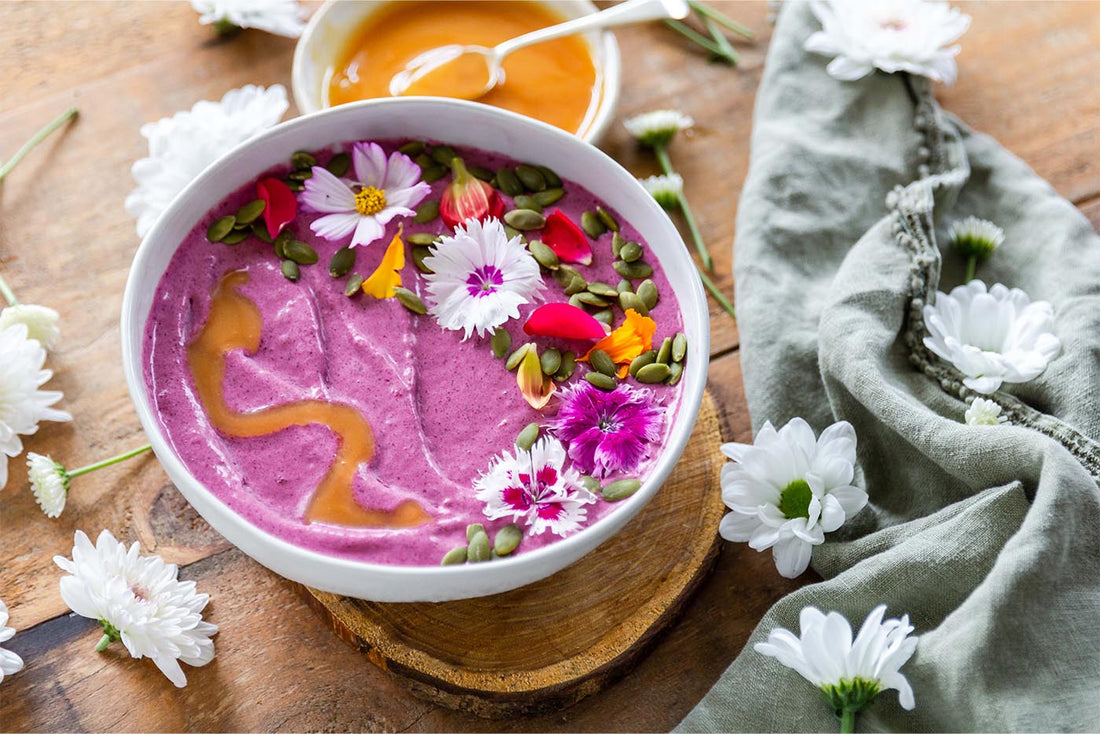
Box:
left=121, top=99, right=708, bottom=602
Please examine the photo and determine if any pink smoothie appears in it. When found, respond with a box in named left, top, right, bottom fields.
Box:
left=143, top=139, right=685, bottom=566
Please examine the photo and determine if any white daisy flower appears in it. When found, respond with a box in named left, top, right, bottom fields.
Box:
left=0, top=304, right=61, bottom=351
left=299, top=141, right=430, bottom=249
left=125, top=84, right=289, bottom=237
left=26, top=452, right=69, bottom=518
left=922, top=280, right=1061, bottom=395
left=423, top=217, right=545, bottom=340
left=0, top=324, right=71, bottom=491
left=0, top=599, right=24, bottom=683
left=950, top=216, right=1004, bottom=259
left=624, top=109, right=694, bottom=148
left=719, top=418, right=868, bottom=579
left=474, top=437, right=597, bottom=537
left=805, top=0, right=970, bottom=85
left=639, top=173, right=683, bottom=210
left=964, top=397, right=1005, bottom=426
left=191, top=0, right=307, bottom=38
left=54, top=529, right=218, bottom=688
left=756, top=604, right=918, bottom=721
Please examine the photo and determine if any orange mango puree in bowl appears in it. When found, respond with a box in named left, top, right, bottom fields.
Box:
left=326, top=1, right=601, bottom=135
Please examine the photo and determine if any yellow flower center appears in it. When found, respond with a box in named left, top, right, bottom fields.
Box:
left=354, top=186, right=387, bottom=216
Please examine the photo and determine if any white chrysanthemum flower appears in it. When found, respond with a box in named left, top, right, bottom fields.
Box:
left=0, top=324, right=71, bottom=491
left=756, top=605, right=918, bottom=714
left=950, top=215, right=1004, bottom=260
left=624, top=109, right=694, bottom=148
left=964, top=397, right=1005, bottom=426
left=191, top=0, right=307, bottom=37
left=639, top=173, right=683, bottom=210
left=719, top=418, right=868, bottom=578
left=923, top=280, right=1061, bottom=395
left=54, top=530, right=218, bottom=688
left=423, top=217, right=546, bottom=340
left=125, top=84, right=289, bottom=237
left=805, top=0, right=970, bottom=85
left=0, top=304, right=61, bottom=350
left=0, top=599, right=24, bottom=683
left=27, top=452, right=69, bottom=518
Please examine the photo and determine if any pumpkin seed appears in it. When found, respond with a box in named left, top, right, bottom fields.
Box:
left=420, top=165, right=447, bottom=183
left=567, top=294, right=587, bottom=310
left=251, top=220, right=273, bottom=243
left=415, top=153, right=434, bottom=170
left=528, top=240, right=560, bottom=270
left=344, top=273, right=364, bottom=296
left=629, top=350, right=658, bottom=376
left=536, top=165, right=562, bottom=188
left=504, top=209, right=546, bottom=231
left=575, top=292, right=611, bottom=308
left=281, top=260, right=300, bottom=281
left=234, top=199, right=266, bottom=225
left=515, top=164, right=547, bottom=192
left=579, top=476, right=601, bottom=493
left=441, top=546, right=467, bottom=565
left=273, top=229, right=293, bottom=259
left=587, top=281, right=618, bottom=298
left=619, top=291, right=649, bottom=316
left=611, top=231, right=626, bottom=258
left=232, top=219, right=252, bottom=231
left=206, top=215, right=236, bottom=242
left=329, top=247, right=356, bottom=278
left=667, top=361, right=684, bottom=386
left=672, top=333, right=687, bottom=362
left=491, top=328, right=511, bottom=359
left=635, top=362, right=671, bottom=383
left=429, top=145, right=458, bottom=166
left=505, top=346, right=528, bottom=371
left=617, top=279, right=633, bottom=294
left=540, top=348, right=561, bottom=376
left=407, top=232, right=439, bottom=246
left=394, top=287, right=428, bottom=314
left=495, top=167, right=524, bottom=196
left=585, top=371, right=617, bottom=391
left=282, top=179, right=305, bottom=192
left=581, top=211, right=606, bottom=239
left=283, top=239, right=319, bottom=265
left=469, top=165, right=494, bottom=182
left=590, top=349, right=616, bottom=377
left=556, top=351, right=576, bottom=380
left=291, top=150, right=317, bottom=170
left=613, top=260, right=653, bottom=279
left=533, top=187, right=564, bottom=207
left=220, top=229, right=249, bottom=245
left=398, top=140, right=426, bottom=157
left=414, top=200, right=440, bottom=223
left=601, top=478, right=642, bottom=501
left=412, top=246, right=433, bottom=274
left=287, top=169, right=313, bottom=182
left=467, top=531, right=491, bottom=562
left=515, top=422, right=539, bottom=452
left=326, top=152, right=350, bottom=177
left=619, top=241, right=644, bottom=263
left=637, top=279, right=659, bottom=310
left=564, top=274, right=588, bottom=296
left=596, top=206, right=620, bottom=232
left=466, top=523, right=486, bottom=543
left=513, top=194, right=542, bottom=212
left=504, top=225, right=524, bottom=241
left=493, top=525, right=522, bottom=556
left=592, top=309, right=614, bottom=325
left=656, top=336, right=674, bottom=364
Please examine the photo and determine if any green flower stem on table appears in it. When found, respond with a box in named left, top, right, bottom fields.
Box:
left=664, top=19, right=739, bottom=63
left=0, top=273, right=17, bottom=307
left=688, top=0, right=754, bottom=40
left=68, top=444, right=153, bottom=479
left=0, top=107, right=78, bottom=182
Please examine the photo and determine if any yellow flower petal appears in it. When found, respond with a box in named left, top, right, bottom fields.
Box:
left=517, top=343, right=555, bottom=410
left=583, top=309, right=657, bottom=377
left=361, top=229, right=406, bottom=299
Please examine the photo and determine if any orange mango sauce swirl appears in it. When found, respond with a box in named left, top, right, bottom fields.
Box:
left=187, top=270, right=430, bottom=528
left=327, top=0, right=600, bottom=135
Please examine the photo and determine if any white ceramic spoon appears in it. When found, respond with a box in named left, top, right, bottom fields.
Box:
left=389, top=0, right=690, bottom=98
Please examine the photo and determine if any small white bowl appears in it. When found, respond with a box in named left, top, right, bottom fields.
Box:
left=291, top=0, right=621, bottom=144
left=120, top=99, right=708, bottom=602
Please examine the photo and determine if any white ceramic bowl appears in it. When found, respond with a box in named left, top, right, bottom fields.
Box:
left=291, top=0, right=621, bottom=143
left=121, top=98, right=709, bottom=602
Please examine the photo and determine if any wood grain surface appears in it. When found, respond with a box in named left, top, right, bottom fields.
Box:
left=1, top=1, right=1098, bottom=731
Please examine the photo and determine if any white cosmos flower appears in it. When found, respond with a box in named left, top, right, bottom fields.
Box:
left=964, top=397, right=1004, bottom=426
left=0, top=599, right=24, bottom=683
left=923, top=280, right=1061, bottom=395
left=719, top=418, right=868, bottom=579
left=125, top=84, right=289, bottom=237
left=624, top=109, right=694, bottom=148
left=423, top=217, right=545, bottom=340
left=54, top=529, right=218, bottom=688
left=27, top=452, right=69, bottom=518
left=0, top=324, right=71, bottom=491
left=756, top=604, right=918, bottom=712
left=299, top=141, right=430, bottom=249
left=0, top=304, right=61, bottom=351
left=805, top=0, right=970, bottom=85
left=191, top=0, right=307, bottom=37
left=639, top=173, right=683, bottom=210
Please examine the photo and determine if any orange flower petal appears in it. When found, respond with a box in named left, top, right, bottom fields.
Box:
left=362, top=229, right=406, bottom=299
left=517, top=343, right=555, bottom=410
left=582, top=309, right=657, bottom=376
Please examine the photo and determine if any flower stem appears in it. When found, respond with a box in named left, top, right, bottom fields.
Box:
left=965, top=255, right=977, bottom=282
left=688, top=0, right=755, bottom=39
left=702, top=16, right=741, bottom=64
left=68, top=444, right=152, bottom=479
left=0, top=107, right=78, bottom=182
left=697, top=266, right=736, bottom=319
left=655, top=145, right=714, bottom=271
left=0, top=272, right=18, bottom=307
left=663, top=19, right=737, bottom=63
left=94, top=633, right=112, bottom=652
left=840, top=707, right=856, bottom=734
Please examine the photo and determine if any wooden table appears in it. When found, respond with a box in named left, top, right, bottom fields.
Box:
left=1, top=2, right=1098, bottom=730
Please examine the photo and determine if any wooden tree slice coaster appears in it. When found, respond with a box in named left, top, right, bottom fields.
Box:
left=301, top=391, right=725, bottom=718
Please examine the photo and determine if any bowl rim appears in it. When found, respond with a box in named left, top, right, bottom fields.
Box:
left=290, top=0, right=622, bottom=143
left=120, top=97, right=709, bottom=597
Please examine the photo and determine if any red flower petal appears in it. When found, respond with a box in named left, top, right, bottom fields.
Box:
left=541, top=209, right=593, bottom=266
left=257, top=177, right=297, bottom=238
left=524, top=303, right=606, bottom=340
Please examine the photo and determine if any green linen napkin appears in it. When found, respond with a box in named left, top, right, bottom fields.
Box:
left=678, top=3, right=1100, bottom=732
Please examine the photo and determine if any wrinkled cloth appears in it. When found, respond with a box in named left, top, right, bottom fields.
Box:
left=678, top=3, right=1100, bottom=732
